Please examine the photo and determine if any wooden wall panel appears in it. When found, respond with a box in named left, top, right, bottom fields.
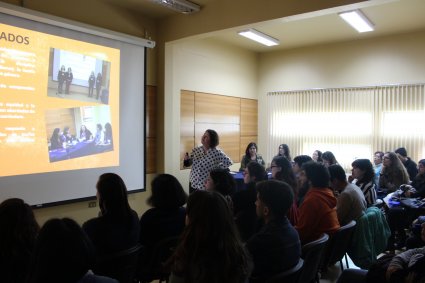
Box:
left=195, top=92, right=240, bottom=124
left=146, top=85, right=156, bottom=138
left=146, top=137, right=156, bottom=174
left=180, top=90, right=195, bottom=137
left=195, top=123, right=240, bottom=162
left=240, top=98, right=258, bottom=136
left=45, top=108, right=76, bottom=140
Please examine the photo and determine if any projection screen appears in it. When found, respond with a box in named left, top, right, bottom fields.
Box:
left=0, top=3, right=154, bottom=206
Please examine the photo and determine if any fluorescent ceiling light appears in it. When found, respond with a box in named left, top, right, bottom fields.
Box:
left=238, top=29, right=279, bottom=47
left=339, top=10, right=374, bottom=33
left=148, top=0, right=200, bottom=14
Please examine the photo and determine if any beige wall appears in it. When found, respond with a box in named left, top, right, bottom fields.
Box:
left=164, top=38, right=258, bottom=190
left=257, top=30, right=425, bottom=157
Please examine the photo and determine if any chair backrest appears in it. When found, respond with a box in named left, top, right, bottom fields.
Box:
left=298, top=233, right=329, bottom=283
left=138, top=235, right=180, bottom=282
left=94, top=244, right=143, bottom=283
left=266, top=258, right=304, bottom=283
left=322, top=220, right=357, bottom=268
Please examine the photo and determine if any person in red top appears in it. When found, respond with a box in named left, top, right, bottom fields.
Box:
left=295, top=161, right=340, bottom=244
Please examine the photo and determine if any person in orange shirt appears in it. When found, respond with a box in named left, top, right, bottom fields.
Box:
left=295, top=161, right=340, bottom=244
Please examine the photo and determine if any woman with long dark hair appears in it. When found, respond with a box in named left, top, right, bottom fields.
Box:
left=351, top=159, right=377, bottom=207
left=167, top=190, right=252, bottom=283
left=83, top=173, right=140, bottom=256
left=239, top=142, right=265, bottom=171
left=379, top=151, right=410, bottom=192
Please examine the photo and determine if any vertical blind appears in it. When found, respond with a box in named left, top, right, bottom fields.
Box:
left=266, top=84, right=425, bottom=170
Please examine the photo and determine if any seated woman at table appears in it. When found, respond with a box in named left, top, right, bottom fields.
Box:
left=349, top=159, right=377, bottom=207
left=275, top=143, right=292, bottom=162
left=104, top=123, right=113, bottom=145
left=50, top=128, right=63, bottom=150
left=239, top=142, right=265, bottom=171
left=379, top=151, right=410, bottom=193
left=94, top=123, right=104, bottom=145
left=79, top=125, right=93, bottom=141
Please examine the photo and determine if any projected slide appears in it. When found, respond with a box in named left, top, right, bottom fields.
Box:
left=0, top=23, right=120, bottom=177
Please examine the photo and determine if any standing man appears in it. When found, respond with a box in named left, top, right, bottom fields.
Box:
left=183, top=129, right=232, bottom=193
left=395, top=147, right=418, bottom=181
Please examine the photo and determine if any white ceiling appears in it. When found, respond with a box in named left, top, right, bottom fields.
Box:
left=110, top=0, right=425, bottom=53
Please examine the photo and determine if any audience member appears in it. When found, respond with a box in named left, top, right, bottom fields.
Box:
left=83, top=173, right=140, bottom=257
left=312, top=149, right=323, bottom=163
left=374, top=151, right=385, bottom=185
left=403, top=159, right=425, bottom=198
left=322, top=151, right=338, bottom=167
left=329, top=164, right=367, bottom=225
left=205, top=168, right=236, bottom=210
left=246, top=180, right=301, bottom=283
left=139, top=174, right=188, bottom=279
left=270, top=156, right=299, bottom=225
left=233, top=161, right=267, bottom=241
left=295, top=161, right=340, bottom=244
left=275, top=143, right=292, bottom=161
left=292, top=155, right=313, bottom=206
left=0, top=198, right=39, bottom=283
left=395, top=147, right=418, bottom=182
left=183, top=129, right=233, bottom=193
left=27, top=218, right=118, bottom=283
left=406, top=217, right=425, bottom=249
left=350, top=159, right=377, bottom=207
left=379, top=152, right=410, bottom=192
left=167, top=190, right=252, bottom=283
left=239, top=142, right=265, bottom=171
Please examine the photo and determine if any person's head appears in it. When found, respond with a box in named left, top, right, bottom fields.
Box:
left=0, top=198, right=39, bottom=254
left=383, top=151, right=402, bottom=168
left=322, top=151, right=338, bottom=167
left=312, top=150, right=323, bottom=162
left=328, top=164, right=347, bottom=191
left=351, top=159, right=375, bottom=183
left=202, top=129, right=219, bottom=149
left=80, top=125, right=86, bottom=131
left=255, top=180, right=294, bottom=222
left=245, top=142, right=258, bottom=157
left=96, top=173, right=131, bottom=217
left=206, top=168, right=236, bottom=196
left=418, top=159, right=425, bottom=176
left=278, top=144, right=291, bottom=160
left=301, top=161, right=330, bottom=188
left=270, top=156, right=296, bottom=189
left=293, top=155, right=313, bottom=174
left=243, top=161, right=267, bottom=184
left=148, top=174, right=188, bottom=210
left=395, top=147, right=408, bottom=162
left=172, top=190, right=251, bottom=282
left=28, top=218, right=95, bottom=283
left=374, top=151, right=384, bottom=165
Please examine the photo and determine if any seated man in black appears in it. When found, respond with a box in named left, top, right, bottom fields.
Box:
left=246, top=179, right=301, bottom=283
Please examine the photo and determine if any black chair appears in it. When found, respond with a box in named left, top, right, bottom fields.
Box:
left=266, top=258, right=304, bottom=283
left=138, top=236, right=180, bottom=283
left=322, top=220, right=357, bottom=271
left=94, top=244, right=143, bottom=283
left=297, top=233, right=329, bottom=283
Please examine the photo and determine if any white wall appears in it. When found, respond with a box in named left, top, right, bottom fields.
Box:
left=257, top=30, right=425, bottom=154
left=164, top=38, right=258, bottom=190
